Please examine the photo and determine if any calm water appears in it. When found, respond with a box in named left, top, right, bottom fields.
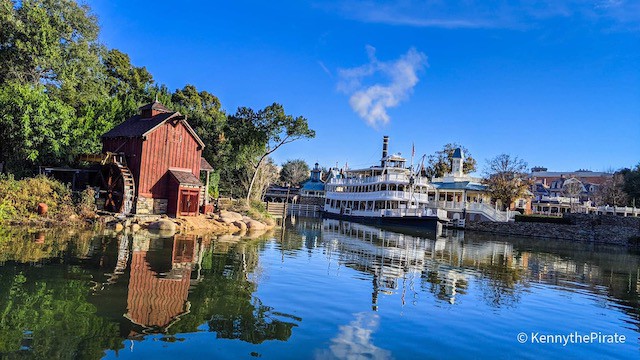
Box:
left=0, top=218, right=638, bottom=359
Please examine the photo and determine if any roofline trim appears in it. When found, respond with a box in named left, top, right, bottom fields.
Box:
left=139, top=112, right=206, bottom=149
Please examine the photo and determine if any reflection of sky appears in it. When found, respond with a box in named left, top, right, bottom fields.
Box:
left=315, top=312, right=392, bottom=360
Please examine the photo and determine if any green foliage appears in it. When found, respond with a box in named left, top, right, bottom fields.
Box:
left=0, top=0, right=100, bottom=90
left=247, top=199, right=273, bottom=222
left=280, top=159, right=310, bottom=186
left=0, top=82, right=75, bottom=174
left=75, top=186, right=96, bottom=218
left=0, top=266, right=123, bottom=357
left=208, top=170, right=221, bottom=199
left=226, top=103, right=315, bottom=201
left=171, top=85, right=227, bottom=159
left=0, top=0, right=314, bottom=204
left=514, top=214, right=571, bottom=224
left=426, top=143, right=477, bottom=179
left=168, top=242, right=296, bottom=343
left=0, top=174, right=77, bottom=221
left=621, top=164, right=640, bottom=206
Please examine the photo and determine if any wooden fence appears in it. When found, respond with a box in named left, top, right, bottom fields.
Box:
left=264, top=202, right=321, bottom=218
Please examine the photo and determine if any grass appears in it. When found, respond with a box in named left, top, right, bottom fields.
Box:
left=0, top=174, right=92, bottom=223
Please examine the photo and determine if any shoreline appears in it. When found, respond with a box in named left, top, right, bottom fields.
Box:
left=464, top=213, right=640, bottom=248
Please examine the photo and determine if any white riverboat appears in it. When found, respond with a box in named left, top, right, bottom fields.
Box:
left=323, top=136, right=448, bottom=228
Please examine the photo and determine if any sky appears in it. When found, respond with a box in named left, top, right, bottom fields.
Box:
left=88, top=0, right=640, bottom=174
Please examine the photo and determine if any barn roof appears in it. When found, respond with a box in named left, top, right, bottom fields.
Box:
left=169, top=169, right=202, bottom=186
left=102, top=103, right=205, bottom=148
left=200, top=157, right=214, bottom=172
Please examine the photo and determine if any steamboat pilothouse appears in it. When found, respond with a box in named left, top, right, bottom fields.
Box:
left=323, top=136, right=448, bottom=227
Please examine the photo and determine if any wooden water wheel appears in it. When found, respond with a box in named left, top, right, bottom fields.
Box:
left=96, top=157, right=135, bottom=214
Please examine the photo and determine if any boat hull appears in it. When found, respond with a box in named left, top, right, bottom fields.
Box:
left=322, top=211, right=443, bottom=230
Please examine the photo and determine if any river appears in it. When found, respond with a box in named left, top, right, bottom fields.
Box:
left=0, top=217, right=638, bottom=359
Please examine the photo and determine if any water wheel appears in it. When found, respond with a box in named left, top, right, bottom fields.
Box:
left=97, top=161, right=136, bottom=214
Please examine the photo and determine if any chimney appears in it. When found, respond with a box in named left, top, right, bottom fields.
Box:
left=139, top=101, right=170, bottom=118
left=381, top=136, right=389, bottom=166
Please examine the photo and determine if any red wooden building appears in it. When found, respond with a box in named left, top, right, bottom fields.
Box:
left=101, top=101, right=212, bottom=216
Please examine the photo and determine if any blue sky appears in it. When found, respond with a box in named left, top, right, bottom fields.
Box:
left=88, top=0, right=639, bottom=174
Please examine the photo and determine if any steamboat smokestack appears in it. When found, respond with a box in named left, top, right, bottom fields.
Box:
left=381, top=136, right=389, bottom=166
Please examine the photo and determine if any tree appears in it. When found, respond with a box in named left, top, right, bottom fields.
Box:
left=483, top=154, right=531, bottom=210
left=0, top=82, right=75, bottom=175
left=280, top=159, right=310, bottom=186
left=621, top=164, right=640, bottom=206
left=596, top=173, right=628, bottom=207
left=562, top=177, right=585, bottom=211
left=227, top=103, right=315, bottom=202
left=239, top=157, right=279, bottom=201
left=0, top=0, right=103, bottom=105
left=171, top=85, right=227, bottom=160
left=425, top=143, right=477, bottom=179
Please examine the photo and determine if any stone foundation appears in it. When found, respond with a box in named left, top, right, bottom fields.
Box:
left=465, top=214, right=640, bottom=246
left=135, top=197, right=169, bottom=215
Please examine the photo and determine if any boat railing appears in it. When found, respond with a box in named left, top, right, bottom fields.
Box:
left=382, top=207, right=446, bottom=218
left=596, top=205, right=640, bottom=216
left=436, top=201, right=512, bottom=222
left=328, top=174, right=431, bottom=187
left=327, top=190, right=430, bottom=202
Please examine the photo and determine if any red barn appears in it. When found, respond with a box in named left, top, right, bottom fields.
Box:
left=100, top=101, right=210, bottom=216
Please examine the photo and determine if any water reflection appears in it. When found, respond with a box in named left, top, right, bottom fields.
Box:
left=0, top=227, right=297, bottom=357
left=292, top=218, right=640, bottom=332
left=315, top=313, right=391, bottom=360
left=0, top=218, right=638, bottom=358
left=308, top=219, right=522, bottom=307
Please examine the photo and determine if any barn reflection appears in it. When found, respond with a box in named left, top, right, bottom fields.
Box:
left=86, top=230, right=298, bottom=342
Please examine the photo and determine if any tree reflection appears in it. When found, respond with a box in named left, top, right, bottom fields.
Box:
left=0, top=266, right=123, bottom=358
left=169, top=239, right=299, bottom=343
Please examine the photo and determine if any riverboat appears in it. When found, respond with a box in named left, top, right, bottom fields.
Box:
left=323, top=136, right=448, bottom=228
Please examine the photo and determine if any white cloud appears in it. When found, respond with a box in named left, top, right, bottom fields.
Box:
left=338, top=46, right=427, bottom=128
left=320, top=0, right=640, bottom=31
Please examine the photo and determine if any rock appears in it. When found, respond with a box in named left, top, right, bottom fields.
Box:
left=220, top=210, right=243, bottom=220
left=233, top=220, right=248, bottom=231
left=242, top=216, right=253, bottom=223
left=131, top=223, right=141, bottom=232
left=227, top=224, right=240, bottom=233
left=37, top=203, right=48, bottom=216
left=246, top=220, right=266, bottom=231
left=220, top=211, right=243, bottom=225
left=263, top=217, right=275, bottom=227
left=148, top=219, right=177, bottom=232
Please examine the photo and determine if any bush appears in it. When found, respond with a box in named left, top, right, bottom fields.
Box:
left=75, top=186, right=97, bottom=218
left=0, top=174, right=78, bottom=221
left=247, top=199, right=273, bottom=222
left=514, top=214, right=571, bottom=225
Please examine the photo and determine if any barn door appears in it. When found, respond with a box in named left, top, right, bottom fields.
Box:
left=179, top=189, right=199, bottom=216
